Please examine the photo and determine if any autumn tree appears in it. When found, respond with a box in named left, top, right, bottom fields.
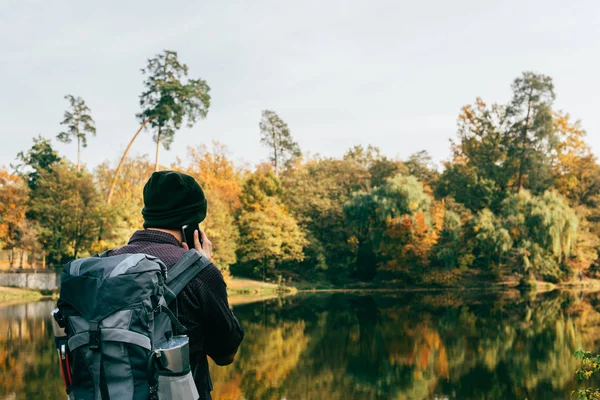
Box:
left=107, top=49, right=211, bottom=203
left=0, top=169, right=31, bottom=268
left=56, top=95, right=96, bottom=171
left=184, top=142, right=242, bottom=211
left=236, top=169, right=306, bottom=280
left=259, top=110, right=301, bottom=176
left=552, top=112, right=600, bottom=209
left=95, top=155, right=155, bottom=246
left=183, top=143, right=243, bottom=270
left=345, top=174, right=443, bottom=278
left=551, top=113, right=600, bottom=273
left=373, top=175, right=443, bottom=271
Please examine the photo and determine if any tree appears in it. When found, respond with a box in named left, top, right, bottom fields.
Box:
left=14, top=136, right=61, bottom=190
left=505, top=72, right=556, bottom=192
left=345, top=174, right=442, bottom=277
left=344, top=145, right=403, bottom=188
left=56, top=95, right=96, bottom=171
left=184, top=143, right=243, bottom=211
left=373, top=175, right=442, bottom=271
left=404, top=150, right=439, bottom=187
left=259, top=110, right=301, bottom=176
left=470, top=208, right=513, bottom=272
left=107, top=49, right=211, bottom=203
left=95, top=155, right=154, bottom=246
left=236, top=170, right=306, bottom=280
left=183, top=143, right=243, bottom=270
left=552, top=112, right=600, bottom=209
left=453, top=98, right=510, bottom=191
left=30, top=162, right=108, bottom=264
left=0, top=168, right=30, bottom=268
left=138, top=50, right=211, bottom=171
left=436, top=164, right=499, bottom=212
left=499, top=190, right=578, bottom=281
left=280, top=157, right=371, bottom=277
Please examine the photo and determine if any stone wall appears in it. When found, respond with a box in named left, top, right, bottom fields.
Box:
left=0, top=271, right=59, bottom=290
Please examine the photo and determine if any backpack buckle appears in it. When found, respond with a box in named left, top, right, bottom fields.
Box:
left=89, top=321, right=100, bottom=350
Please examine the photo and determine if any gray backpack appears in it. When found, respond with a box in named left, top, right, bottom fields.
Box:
left=53, top=249, right=210, bottom=400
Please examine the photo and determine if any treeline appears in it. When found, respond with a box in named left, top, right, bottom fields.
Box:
left=1, top=70, right=600, bottom=285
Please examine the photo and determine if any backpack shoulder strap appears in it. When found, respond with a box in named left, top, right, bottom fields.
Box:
left=93, top=250, right=112, bottom=258
left=164, top=249, right=212, bottom=304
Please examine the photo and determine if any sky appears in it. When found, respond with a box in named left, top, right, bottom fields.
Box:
left=1, top=0, right=599, bottom=171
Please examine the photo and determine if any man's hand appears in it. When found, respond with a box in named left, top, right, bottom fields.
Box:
left=182, top=228, right=213, bottom=259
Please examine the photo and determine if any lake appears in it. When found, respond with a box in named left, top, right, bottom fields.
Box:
left=1, top=290, right=599, bottom=399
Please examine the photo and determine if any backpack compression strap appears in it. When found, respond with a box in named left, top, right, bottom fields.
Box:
left=164, top=249, right=212, bottom=305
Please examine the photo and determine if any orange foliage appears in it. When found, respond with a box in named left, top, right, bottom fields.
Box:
left=0, top=168, right=29, bottom=249
left=184, top=142, right=242, bottom=212
left=381, top=201, right=445, bottom=269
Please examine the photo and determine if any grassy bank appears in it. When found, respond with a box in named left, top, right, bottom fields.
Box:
left=293, top=270, right=600, bottom=294
left=227, top=277, right=296, bottom=295
left=0, top=287, right=44, bottom=305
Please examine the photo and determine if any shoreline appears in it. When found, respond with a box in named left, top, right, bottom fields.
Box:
left=2, top=276, right=600, bottom=307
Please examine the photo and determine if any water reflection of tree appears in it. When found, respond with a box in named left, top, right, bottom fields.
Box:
left=3, top=293, right=598, bottom=399
left=210, top=292, right=600, bottom=400
left=0, top=302, right=64, bottom=399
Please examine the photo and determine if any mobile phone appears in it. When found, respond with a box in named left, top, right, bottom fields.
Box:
left=181, top=224, right=201, bottom=250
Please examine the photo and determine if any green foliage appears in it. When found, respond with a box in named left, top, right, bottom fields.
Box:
left=505, top=72, right=557, bottom=192
left=137, top=50, right=211, bottom=168
left=29, top=162, right=110, bottom=264
left=471, top=208, right=512, bottom=270
left=500, top=190, right=578, bottom=281
left=14, top=136, right=61, bottom=190
left=436, top=164, right=499, bottom=212
left=433, top=210, right=467, bottom=269
left=574, top=350, right=600, bottom=399
left=280, top=157, right=370, bottom=278
left=374, top=174, right=432, bottom=218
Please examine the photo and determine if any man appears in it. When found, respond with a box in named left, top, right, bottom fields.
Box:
left=109, top=170, right=244, bottom=400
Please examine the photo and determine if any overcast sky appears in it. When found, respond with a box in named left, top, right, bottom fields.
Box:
left=1, top=0, right=599, bottom=171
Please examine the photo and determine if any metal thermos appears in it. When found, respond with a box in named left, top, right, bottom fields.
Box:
left=154, top=335, right=191, bottom=373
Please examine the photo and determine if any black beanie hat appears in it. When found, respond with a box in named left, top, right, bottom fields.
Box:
left=142, top=171, right=207, bottom=229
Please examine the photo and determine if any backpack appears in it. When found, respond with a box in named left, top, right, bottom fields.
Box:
left=53, top=249, right=211, bottom=400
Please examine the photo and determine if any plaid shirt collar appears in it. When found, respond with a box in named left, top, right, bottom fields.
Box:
left=128, top=229, right=182, bottom=248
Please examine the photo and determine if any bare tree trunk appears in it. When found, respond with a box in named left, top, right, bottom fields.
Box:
left=77, top=136, right=81, bottom=172
left=9, top=248, right=14, bottom=269
left=19, top=250, right=24, bottom=269
left=515, top=87, right=534, bottom=192
left=107, top=117, right=152, bottom=204
left=154, top=132, right=161, bottom=172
